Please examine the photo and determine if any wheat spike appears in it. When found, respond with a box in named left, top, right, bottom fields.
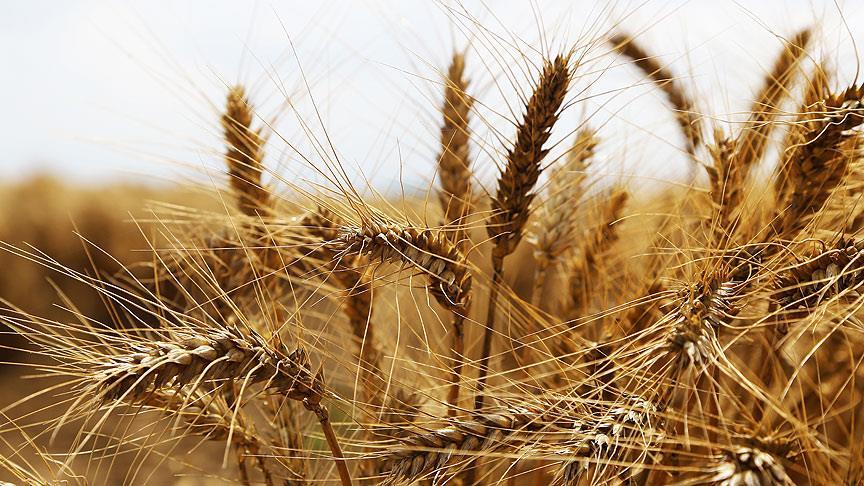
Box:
left=332, top=217, right=471, bottom=310
left=486, top=54, right=572, bottom=261
left=611, top=34, right=702, bottom=156
left=438, top=53, right=474, bottom=244
left=223, top=86, right=270, bottom=217
left=774, top=85, right=863, bottom=237
left=478, top=53, right=572, bottom=408
left=736, top=29, right=811, bottom=168
left=530, top=127, right=598, bottom=305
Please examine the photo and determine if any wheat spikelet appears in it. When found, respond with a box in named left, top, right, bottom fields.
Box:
left=330, top=215, right=471, bottom=414
left=705, top=131, right=743, bottom=236
left=665, top=276, right=741, bottom=374
left=88, top=326, right=352, bottom=484
left=554, top=397, right=658, bottom=485
left=222, top=86, right=270, bottom=217
left=610, top=34, right=701, bottom=156
left=438, top=53, right=474, bottom=243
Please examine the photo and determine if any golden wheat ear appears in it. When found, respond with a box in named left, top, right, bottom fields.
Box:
left=773, top=84, right=863, bottom=237
left=222, top=85, right=271, bottom=217
left=89, top=327, right=352, bottom=485
left=529, top=126, right=598, bottom=306
left=610, top=34, right=702, bottom=158
left=438, top=52, right=474, bottom=245
left=703, top=30, right=811, bottom=242
left=736, top=29, right=811, bottom=169
left=477, top=53, right=573, bottom=409
left=380, top=397, right=657, bottom=485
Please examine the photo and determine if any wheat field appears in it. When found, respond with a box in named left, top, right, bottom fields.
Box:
left=2, top=5, right=864, bottom=486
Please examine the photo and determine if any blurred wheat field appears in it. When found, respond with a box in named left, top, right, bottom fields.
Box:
left=3, top=4, right=864, bottom=486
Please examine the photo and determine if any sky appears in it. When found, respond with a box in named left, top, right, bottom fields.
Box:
left=1, top=0, right=862, bottom=194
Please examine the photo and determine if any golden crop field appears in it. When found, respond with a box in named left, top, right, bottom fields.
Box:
left=1, top=3, right=864, bottom=485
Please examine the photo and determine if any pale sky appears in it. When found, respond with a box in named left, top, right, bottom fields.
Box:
left=1, top=0, right=862, bottom=194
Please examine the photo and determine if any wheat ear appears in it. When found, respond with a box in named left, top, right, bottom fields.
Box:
left=331, top=216, right=471, bottom=413
left=610, top=34, right=701, bottom=157
left=222, top=85, right=270, bottom=217
left=774, top=85, right=863, bottom=237
left=91, top=326, right=352, bottom=485
left=529, top=127, right=598, bottom=306
left=438, top=53, right=474, bottom=245
left=332, top=218, right=471, bottom=310
left=478, top=54, right=572, bottom=409
left=736, top=29, right=811, bottom=168
left=380, top=397, right=656, bottom=485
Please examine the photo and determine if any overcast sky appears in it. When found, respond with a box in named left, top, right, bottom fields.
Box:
left=1, top=0, right=862, bottom=193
